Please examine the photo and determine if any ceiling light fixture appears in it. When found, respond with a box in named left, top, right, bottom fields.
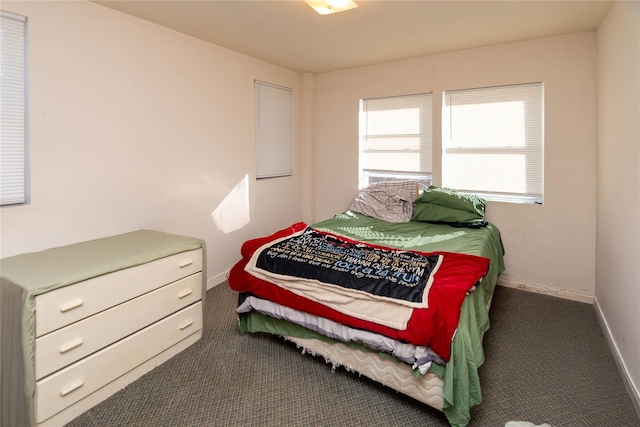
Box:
left=305, top=0, right=359, bottom=15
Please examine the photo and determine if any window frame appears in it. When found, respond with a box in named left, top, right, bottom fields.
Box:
left=359, top=92, right=433, bottom=189
left=1, top=10, right=28, bottom=206
left=442, top=82, right=544, bottom=204
left=254, top=80, right=293, bottom=180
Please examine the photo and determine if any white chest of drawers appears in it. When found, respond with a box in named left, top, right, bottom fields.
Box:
left=0, top=230, right=206, bottom=427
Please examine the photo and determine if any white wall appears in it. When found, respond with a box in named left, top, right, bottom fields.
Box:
left=313, top=32, right=597, bottom=300
left=0, top=0, right=635, bottom=411
left=0, top=0, right=307, bottom=286
left=596, top=0, right=640, bottom=408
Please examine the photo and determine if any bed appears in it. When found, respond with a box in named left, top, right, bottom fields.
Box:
left=228, top=184, right=505, bottom=427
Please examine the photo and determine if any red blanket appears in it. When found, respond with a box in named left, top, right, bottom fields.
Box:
left=228, top=222, right=490, bottom=361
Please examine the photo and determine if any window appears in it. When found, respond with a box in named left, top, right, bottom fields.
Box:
left=254, top=80, right=292, bottom=179
left=442, top=82, right=544, bottom=204
left=359, top=93, right=432, bottom=189
left=0, top=11, right=27, bottom=205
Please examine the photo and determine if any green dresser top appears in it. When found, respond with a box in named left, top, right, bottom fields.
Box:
left=1, top=230, right=203, bottom=295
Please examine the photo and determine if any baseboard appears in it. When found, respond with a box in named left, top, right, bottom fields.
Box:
left=206, top=270, right=229, bottom=290
left=496, top=277, right=595, bottom=304
left=594, top=298, right=640, bottom=418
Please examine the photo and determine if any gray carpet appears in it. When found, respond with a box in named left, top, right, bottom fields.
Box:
left=66, top=284, right=640, bottom=427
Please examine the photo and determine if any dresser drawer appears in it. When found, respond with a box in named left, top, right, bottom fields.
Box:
left=35, top=249, right=202, bottom=336
left=36, top=301, right=202, bottom=423
left=35, top=272, right=202, bottom=380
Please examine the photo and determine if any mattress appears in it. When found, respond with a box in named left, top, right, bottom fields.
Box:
left=283, top=335, right=445, bottom=410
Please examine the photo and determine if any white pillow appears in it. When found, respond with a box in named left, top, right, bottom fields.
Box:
left=347, top=186, right=415, bottom=223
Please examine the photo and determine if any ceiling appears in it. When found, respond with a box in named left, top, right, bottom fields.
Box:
left=95, top=0, right=614, bottom=74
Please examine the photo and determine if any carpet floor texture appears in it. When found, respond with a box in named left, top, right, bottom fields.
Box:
left=66, top=283, right=640, bottom=427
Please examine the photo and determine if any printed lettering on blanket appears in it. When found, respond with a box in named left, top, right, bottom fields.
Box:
left=253, top=227, right=442, bottom=306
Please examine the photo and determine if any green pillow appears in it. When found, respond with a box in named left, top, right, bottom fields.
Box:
left=411, top=186, right=486, bottom=225
left=412, top=203, right=485, bottom=224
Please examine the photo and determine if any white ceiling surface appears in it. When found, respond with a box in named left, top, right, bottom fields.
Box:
left=95, top=0, right=614, bottom=74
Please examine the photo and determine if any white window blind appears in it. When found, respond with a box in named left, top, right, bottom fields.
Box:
left=1, top=11, right=27, bottom=205
left=359, top=93, right=432, bottom=187
left=254, top=80, right=292, bottom=179
left=442, top=83, right=544, bottom=203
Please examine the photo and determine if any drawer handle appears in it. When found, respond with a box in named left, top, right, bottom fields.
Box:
left=59, top=299, right=84, bottom=313
left=177, top=289, right=193, bottom=299
left=60, top=380, right=84, bottom=397
left=59, top=338, right=83, bottom=354
left=178, top=259, right=193, bottom=268
left=179, top=320, right=194, bottom=330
